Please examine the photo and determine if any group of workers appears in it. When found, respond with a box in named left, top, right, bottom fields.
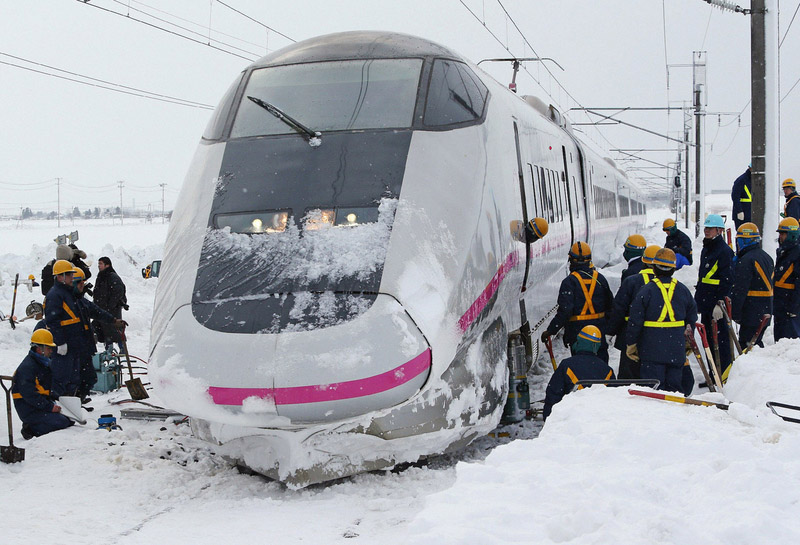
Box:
left=542, top=209, right=800, bottom=420
left=11, top=246, right=128, bottom=439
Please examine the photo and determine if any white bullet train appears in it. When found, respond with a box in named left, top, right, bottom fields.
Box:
left=149, top=31, right=645, bottom=487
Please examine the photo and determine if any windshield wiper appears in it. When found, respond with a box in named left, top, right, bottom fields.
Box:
left=247, top=96, right=322, bottom=147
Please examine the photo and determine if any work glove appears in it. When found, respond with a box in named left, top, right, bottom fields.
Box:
left=541, top=331, right=553, bottom=344
left=51, top=404, right=62, bottom=413
left=788, top=313, right=798, bottom=318
left=57, top=344, right=67, bottom=356
left=736, top=212, right=744, bottom=221
left=685, top=341, right=693, bottom=356
left=712, top=305, right=724, bottom=321
left=114, top=319, right=128, bottom=328
left=626, top=344, right=639, bottom=362
left=122, top=303, right=130, bottom=311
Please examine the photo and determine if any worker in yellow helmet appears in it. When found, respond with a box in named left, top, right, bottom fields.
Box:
left=782, top=178, right=800, bottom=221
left=541, top=242, right=613, bottom=363
left=11, top=329, right=74, bottom=439
left=662, top=218, right=693, bottom=269
left=608, top=245, right=660, bottom=380
left=626, top=248, right=698, bottom=393
left=774, top=217, right=800, bottom=341
left=621, top=234, right=646, bottom=282
left=542, top=325, right=615, bottom=421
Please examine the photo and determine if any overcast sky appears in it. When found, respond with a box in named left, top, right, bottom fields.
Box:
left=1, top=0, right=798, bottom=217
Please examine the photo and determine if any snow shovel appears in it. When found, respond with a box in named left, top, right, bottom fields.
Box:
left=718, top=299, right=743, bottom=356
left=766, top=401, right=800, bottom=424
left=685, top=329, right=715, bottom=392
left=544, top=335, right=558, bottom=371
left=695, top=323, right=723, bottom=391
left=56, top=396, right=87, bottom=425
left=118, top=326, right=148, bottom=400
left=628, top=388, right=729, bottom=411
left=743, top=314, right=771, bottom=355
left=0, top=375, right=25, bottom=464
left=710, top=320, right=722, bottom=374
left=9, top=273, right=18, bottom=330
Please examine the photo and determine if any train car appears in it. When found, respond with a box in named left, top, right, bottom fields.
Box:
left=148, top=31, right=645, bottom=487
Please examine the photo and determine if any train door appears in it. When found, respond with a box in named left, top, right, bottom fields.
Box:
left=561, top=146, right=576, bottom=244
left=512, top=122, right=531, bottom=292
left=563, top=141, right=590, bottom=243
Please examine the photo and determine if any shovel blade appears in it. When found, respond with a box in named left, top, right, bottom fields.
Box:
left=1, top=445, right=25, bottom=464
left=125, top=378, right=149, bottom=400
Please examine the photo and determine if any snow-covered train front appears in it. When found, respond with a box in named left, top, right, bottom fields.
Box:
left=149, top=31, right=645, bottom=486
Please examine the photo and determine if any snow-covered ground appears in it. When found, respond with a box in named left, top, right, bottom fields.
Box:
left=2, top=200, right=800, bottom=544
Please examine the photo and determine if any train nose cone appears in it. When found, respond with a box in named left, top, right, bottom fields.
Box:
left=151, top=294, right=431, bottom=425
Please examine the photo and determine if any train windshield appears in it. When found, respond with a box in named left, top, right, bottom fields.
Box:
left=231, top=59, right=423, bottom=138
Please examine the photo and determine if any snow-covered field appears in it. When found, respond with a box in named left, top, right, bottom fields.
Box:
left=2, top=198, right=800, bottom=544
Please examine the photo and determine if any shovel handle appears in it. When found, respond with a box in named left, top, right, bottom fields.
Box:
left=544, top=336, right=557, bottom=371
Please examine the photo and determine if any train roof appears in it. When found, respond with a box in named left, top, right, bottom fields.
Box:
left=251, top=31, right=463, bottom=68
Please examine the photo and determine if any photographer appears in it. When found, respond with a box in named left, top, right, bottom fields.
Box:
left=92, top=256, right=128, bottom=349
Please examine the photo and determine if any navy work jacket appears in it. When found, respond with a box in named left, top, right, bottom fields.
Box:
left=546, top=264, right=613, bottom=346
left=665, top=229, right=693, bottom=265
left=608, top=269, right=654, bottom=350
left=774, top=240, right=800, bottom=317
left=621, top=257, right=645, bottom=283
left=695, top=235, right=734, bottom=314
left=45, top=282, right=85, bottom=349
left=627, top=276, right=697, bottom=366
left=12, top=351, right=56, bottom=421
left=543, top=352, right=615, bottom=420
left=731, top=243, right=773, bottom=326
left=75, top=295, right=115, bottom=357
left=731, top=168, right=752, bottom=224
left=785, top=192, right=800, bottom=221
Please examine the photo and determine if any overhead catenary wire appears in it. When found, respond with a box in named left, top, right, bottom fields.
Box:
left=214, top=0, right=296, bottom=43
left=77, top=0, right=260, bottom=62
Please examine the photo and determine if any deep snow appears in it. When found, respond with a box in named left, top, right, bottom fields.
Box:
left=1, top=196, right=800, bottom=544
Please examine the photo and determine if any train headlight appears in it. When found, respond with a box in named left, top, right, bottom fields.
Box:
left=304, top=209, right=335, bottom=230
left=251, top=218, right=263, bottom=231
left=214, top=210, right=290, bottom=234
left=346, top=213, right=357, bottom=224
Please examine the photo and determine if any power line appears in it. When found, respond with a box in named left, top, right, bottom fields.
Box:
left=0, top=51, right=212, bottom=108
left=77, top=0, right=259, bottom=62
left=0, top=57, right=214, bottom=110
left=780, top=1, right=800, bottom=47
left=215, top=0, right=296, bottom=43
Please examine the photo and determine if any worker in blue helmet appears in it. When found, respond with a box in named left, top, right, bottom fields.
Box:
left=695, top=214, right=735, bottom=374
left=730, top=166, right=752, bottom=229
left=542, top=325, right=615, bottom=421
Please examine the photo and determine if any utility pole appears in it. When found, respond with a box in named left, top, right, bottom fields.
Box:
left=751, top=0, right=780, bottom=241
left=118, top=180, right=124, bottom=225
left=684, top=103, right=692, bottom=230
left=693, top=51, right=707, bottom=237
left=56, top=177, right=61, bottom=228
left=159, top=183, right=167, bottom=223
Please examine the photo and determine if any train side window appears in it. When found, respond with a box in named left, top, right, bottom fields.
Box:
left=571, top=176, right=580, bottom=218
left=548, top=170, right=559, bottom=223
left=423, top=59, right=488, bottom=127
left=539, top=167, right=549, bottom=222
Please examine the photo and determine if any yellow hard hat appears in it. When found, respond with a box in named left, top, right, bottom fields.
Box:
left=72, top=268, right=85, bottom=282
left=777, top=217, right=800, bottom=232
left=569, top=241, right=592, bottom=261
left=52, top=260, right=75, bottom=276
left=528, top=217, right=549, bottom=239
left=736, top=222, right=760, bottom=239
left=31, top=329, right=56, bottom=347
left=653, top=248, right=677, bottom=269
left=662, top=218, right=676, bottom=231
left=783, top=178, right=796, bottom=190
left=623, top=234, right=646, bottom=251
left=642, top=245, right=662, bottom=265
left=577, top=325, right=602, bottom=344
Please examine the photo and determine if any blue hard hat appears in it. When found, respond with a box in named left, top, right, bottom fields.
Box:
left=703, top=214, right=725, bottom=229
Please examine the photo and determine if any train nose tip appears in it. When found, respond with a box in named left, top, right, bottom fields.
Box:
left=152, top=294, right=431, bottom=425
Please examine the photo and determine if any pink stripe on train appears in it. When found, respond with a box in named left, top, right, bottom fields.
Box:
left=208, top=348, right=431, bottom=406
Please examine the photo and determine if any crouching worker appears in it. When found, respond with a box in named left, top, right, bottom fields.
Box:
left=11, top=329, right=74, bottom=439
left=542, top=325, right=615, bottom=421
left=626, top=249, right=698, bottom=393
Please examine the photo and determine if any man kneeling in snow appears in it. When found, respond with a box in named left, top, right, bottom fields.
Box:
left=11, top=329, right=74, bottom=439
left=543, top=325, right=615, bottom=421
